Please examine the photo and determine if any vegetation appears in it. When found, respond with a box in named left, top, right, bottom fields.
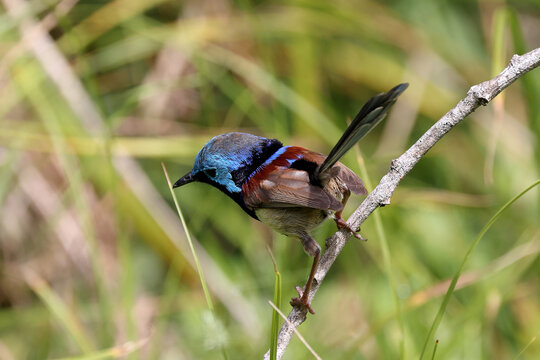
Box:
left=0, top=0, right=539, bottom=359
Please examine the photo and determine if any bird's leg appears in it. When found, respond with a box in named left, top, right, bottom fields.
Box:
left=290, top=233, right=320, bottom=314
left=333, top=189, right=366, bottom=241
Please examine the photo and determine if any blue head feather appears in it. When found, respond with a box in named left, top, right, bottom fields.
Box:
left=192, top=132, right=283, bottom=194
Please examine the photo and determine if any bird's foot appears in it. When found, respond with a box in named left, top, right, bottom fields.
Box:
left=290, top=286, right=315, bottom=314
left=335, top=217, right=367, bottom=241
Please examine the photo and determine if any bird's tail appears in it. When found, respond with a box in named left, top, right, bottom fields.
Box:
left=315, top=83, right=409, bottom=177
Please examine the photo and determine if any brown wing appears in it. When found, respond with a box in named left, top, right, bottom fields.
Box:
left=333, top=163, right=367, bottom=195
left=301, top=149, right=367, bottom=195
left=243, top=167, right=343, bottom=211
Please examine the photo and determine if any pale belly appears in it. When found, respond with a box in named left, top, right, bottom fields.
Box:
left=255, top=207, right=329, bottom=238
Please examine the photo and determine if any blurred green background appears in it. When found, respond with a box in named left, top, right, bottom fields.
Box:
left=1, top=0, right=540, bottom=359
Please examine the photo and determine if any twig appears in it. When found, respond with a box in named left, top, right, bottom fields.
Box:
left=268, top=301, right=322, bottom=360
left=264, top=47, right=540, bottom=360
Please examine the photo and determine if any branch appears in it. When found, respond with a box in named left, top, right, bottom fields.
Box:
left=264, top=47, right=540, bottom=360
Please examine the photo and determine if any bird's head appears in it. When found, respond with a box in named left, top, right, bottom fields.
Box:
left=173, top=132, right=283, bottom=196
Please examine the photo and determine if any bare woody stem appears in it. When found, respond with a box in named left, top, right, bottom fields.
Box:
left=264, top=47, right=540, bottom=360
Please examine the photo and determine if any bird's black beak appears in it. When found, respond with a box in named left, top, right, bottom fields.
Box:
left=173, top=171, right=195, bottom=188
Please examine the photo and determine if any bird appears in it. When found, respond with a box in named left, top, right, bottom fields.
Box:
left=173, top=83, right=408, bottom=314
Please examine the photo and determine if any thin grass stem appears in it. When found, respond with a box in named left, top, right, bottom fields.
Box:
left=355, top=149, right=405, bottom=359
left=419, top=178, right=540, bottom=359
left=268, top=301, right=321, bottom=360
left=161, top=162, right=214, bottom=310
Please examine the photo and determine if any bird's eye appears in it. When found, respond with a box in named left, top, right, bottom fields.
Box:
left=204, top=168, right=217, bottom=178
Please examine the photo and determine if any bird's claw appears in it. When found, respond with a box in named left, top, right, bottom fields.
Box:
left=335, top=218, right=367, bottom=241
left=351, top=231, right=367, bottom=241
left=290, top=286, right=315, bottom=314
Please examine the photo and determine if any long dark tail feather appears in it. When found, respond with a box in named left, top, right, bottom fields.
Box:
left=315, top=83, right=409, bottom=178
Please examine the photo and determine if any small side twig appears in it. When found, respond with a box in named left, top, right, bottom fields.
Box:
left=264, top=47, right=540, bottom=360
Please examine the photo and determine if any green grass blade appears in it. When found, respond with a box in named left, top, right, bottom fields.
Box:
left=513, top=335, right=537, bottom=360
left=355, top=148, right=405, bottom=359
left=507, top=9, right=540, bottom=130
left=484, top=7, right=509, bottom=184
left=162, top=163, right=230, bottom=359
left=267, top=246, right=282, bottom=360
left=507, top=8, right=540, bottom=189
left=419, top=178, right=540, bottom=359
left=430, top=340, right=439, bottom=360
left=161, top=162, right=214, bottom=311
left=24, top=270, right=94, bottom=353
left=491, top=8, right=508, bottom=78
left=118, top=229, right=138, bottom=360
